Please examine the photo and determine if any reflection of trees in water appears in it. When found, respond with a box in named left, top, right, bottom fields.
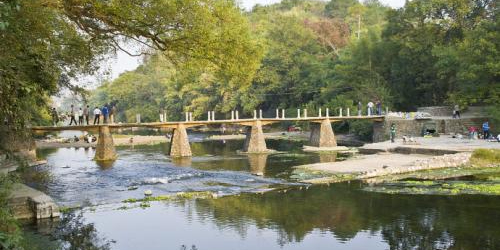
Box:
left=55, top=212, right=113, bottom=250
left=194, top=183, right=500, bottom=249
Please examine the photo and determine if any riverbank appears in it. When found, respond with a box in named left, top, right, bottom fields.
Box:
left=296, top=138, right=500, bottom=184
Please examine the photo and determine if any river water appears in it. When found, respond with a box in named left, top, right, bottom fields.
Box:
left=27, top=135, right=500, bottom=250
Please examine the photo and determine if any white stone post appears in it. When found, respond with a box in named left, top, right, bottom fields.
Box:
left=297, top=109, right=301, bottom=118
left=236, top=110, right=239, bottom=120
left=276, top=109, right=279, bottom=119
left=259, top=109, right=263, bottom=119
left=339, top=108, right=343, bottom=117
left=326, top=108, right=330, bottom=118
left=164, top=112, right=167, bottom=122
left=347, top=108, right=350, bottom=117
left=189, top=112, right=193, bottom=121
left=319, top=108, right=322, bottom=118
left=207, top=111, right=211, bottom=121
left=160, top=114, right=164, bottom=122
left=281, top=109, right=285, bottom=119
left=136, top=114, right=141, bottom=123
left=231, top=111, right=234, bottom=120
left=253, top=110, right=257, bottom=119
left=304, top=109, right=308, bottom=118
left=386, top=107, right=389, bottom=115
left=185, top=112, right=189, bottom=121
left=211, top=111, right=215, bottom=121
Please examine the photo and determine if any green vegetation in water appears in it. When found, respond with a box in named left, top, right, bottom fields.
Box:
left=122, top=191, right=215, bottom=204
left=290, top=168, right=357, bottom=183
left=365, top=180, right=500, bottom=195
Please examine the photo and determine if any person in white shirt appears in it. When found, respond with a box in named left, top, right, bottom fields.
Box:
left=367, top=102, right=374, bottom=116
left=93, top=107, right=101, bottom=125
left=78, top=107, right=84, bottom=125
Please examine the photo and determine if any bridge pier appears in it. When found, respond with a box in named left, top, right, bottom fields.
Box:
left=169, top=124, right=192, bottom=157
left=309, top=119, right=337, bottom=147
left=94, top=126, right=117, bottom=161
left=242, top=120, right=268, bottom=153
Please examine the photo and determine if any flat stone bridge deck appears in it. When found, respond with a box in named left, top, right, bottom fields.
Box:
left=32, top=115, right=384, bottom=160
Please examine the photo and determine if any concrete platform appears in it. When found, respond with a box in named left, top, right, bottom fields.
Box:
left=360, top=136, right=500, bottom=155
left=8, top=183, right=60, bottom=220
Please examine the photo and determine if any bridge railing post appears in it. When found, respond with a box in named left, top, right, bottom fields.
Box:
left=136, top=114, right=141, bottom=123
left=339, top=108, right=343, bottom=117
left=326, top=108, right=329, bottom=118
left=347, top=108, right=350, bottom=117
left=319, top=108, right=322, bottom=118
left=231, top=111, right=235, bottom=120
left=236, top=110, right=239, bottom=120
left=207, top=111, right=211, bottom=121
left=297, top=109, right=301, bottom=118
left=304, top=109, right=307, bottom=118
left=281, top=109, right=285, bottom=119
left=259, top=109, right=262, bottom=119
left=275, top=109, right=279, bottom=119
left=189, top=112, right=193, bottom=121
left=211, top=111, right=215, bottom=121
left=253, top=110, right=257, bottom=119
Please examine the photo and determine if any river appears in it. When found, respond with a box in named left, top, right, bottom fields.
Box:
left=25, top=134, right=500, bottom=250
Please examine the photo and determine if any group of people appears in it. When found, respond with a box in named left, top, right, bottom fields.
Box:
left=358, top=100, right=383, bottom=116
left=51, top=104, right=117, bottom=126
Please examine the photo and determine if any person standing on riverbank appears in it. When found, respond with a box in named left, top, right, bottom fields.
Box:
left=83, top=105, right=89, bottom=125
left=367, top=102, right=374, bottom=116
left=102, top=104, right=109, bottom=124
left=390, top=124, right=396, bottom=143
left=93, top=106, right=101, bottom=125
left=51, top=108, right=58, bottom=126
left=482, top=121, right=490, bottom=139
left=69, top=104, right=77, bottom=125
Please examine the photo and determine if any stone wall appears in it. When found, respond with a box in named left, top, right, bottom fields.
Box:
left=373, top=117, right=491, bottom=142
left=417, top=106, right=453, bottom=117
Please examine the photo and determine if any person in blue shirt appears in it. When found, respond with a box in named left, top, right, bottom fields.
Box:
left=102, top=104, right=109, bottom=124
left=482, top=121, right=490, bottom=139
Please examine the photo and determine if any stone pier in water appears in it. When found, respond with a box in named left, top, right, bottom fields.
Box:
left=242, top=120, right=269, bottom=153
left=309, top=119, right=337, bottom=147
left=169, top=124, right=192, bottom=157
left=95, top=125, right=117, bottom=161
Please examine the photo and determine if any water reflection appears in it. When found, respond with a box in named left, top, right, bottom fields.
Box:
left=193, top=183, right=500, bottom=250
left=247, top=154, right=268, bottom=176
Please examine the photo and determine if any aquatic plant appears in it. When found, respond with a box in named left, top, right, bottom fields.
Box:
left=470, top=149, right=500, bottom=167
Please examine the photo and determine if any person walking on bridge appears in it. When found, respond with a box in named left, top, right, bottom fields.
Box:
left=93, top=106, right=101, bottom=125
left=78, top=107, right=84, bottom=125
left=376, top=100, right=382, bottom=115
left=367, top=101, right=374, bottom=116
left=69, top=104, right=77, bottom=125
left=102, top=104, right=109, bottom=124
left=51, top=108, right=59, bottom=126
left=83, top=105, right=89, bottom=125
left=110, top=105, right=117, bottom=124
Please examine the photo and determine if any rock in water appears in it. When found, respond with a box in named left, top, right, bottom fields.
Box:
left=144, top=190, right=153, bottom=196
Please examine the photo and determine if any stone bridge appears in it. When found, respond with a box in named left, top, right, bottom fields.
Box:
left=32, top=109, right=384, bottom=161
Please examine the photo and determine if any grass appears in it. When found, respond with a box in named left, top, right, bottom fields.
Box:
left=470, top=149, right=500, bottom=167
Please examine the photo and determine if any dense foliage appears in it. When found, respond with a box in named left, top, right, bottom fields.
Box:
left=91, top=0, right=499, bottom=123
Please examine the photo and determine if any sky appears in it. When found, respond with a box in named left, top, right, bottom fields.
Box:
left=106, top=0, right=406, bottom=82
